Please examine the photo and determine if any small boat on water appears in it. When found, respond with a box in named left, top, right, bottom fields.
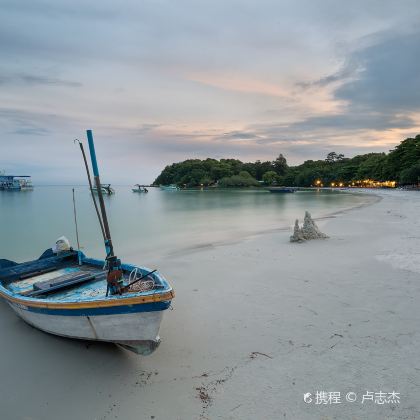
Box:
left=267, top=187, right=296, bottom=193
left=0, top=130, right=174, bottom=355
left=132, top=184, right=148, bottom=193
left=92, top=184, right=115, bottom=194
left=160, top=184, right=179, bottom=191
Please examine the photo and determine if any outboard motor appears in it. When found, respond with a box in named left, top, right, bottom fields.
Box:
left=52, top=236, right=71, bottom=254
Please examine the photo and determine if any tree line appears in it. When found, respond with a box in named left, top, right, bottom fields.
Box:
left=153, top=135, right=420, bottom=187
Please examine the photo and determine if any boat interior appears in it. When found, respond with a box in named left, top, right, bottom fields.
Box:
left=0, top=251, right=166, bottom=302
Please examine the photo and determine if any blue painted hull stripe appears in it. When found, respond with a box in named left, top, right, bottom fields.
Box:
left=16, top=301, right=171, bottom=316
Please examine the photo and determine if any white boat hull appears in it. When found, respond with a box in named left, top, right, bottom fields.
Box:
left=8, top=301, right=163, bottom=355
left=0, top=251, right=174, bottom=355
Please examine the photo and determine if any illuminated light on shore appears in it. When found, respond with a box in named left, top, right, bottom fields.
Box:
left=326, top=179, right=397, bottom=188
left=330, top=181, right=345, bottom=188
left=349, top=180, right=397, bottom=188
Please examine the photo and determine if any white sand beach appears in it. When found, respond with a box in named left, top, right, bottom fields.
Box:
left=1, top=190, right=420, bottom=420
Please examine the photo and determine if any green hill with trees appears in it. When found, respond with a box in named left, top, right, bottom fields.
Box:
left=153, top=135, right=420, bottom=188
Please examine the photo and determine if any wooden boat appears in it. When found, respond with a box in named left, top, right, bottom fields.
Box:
left=160, top=184, right=179, bottom=191
left=0, top=250, right=174, bottom=354
left=267, top=187, right=296, bottom=193
left=92, top=184, right=115, bottom=194
left=132, top=184, right=148, bottom=193
left=0, top=130, right=174, bottom=355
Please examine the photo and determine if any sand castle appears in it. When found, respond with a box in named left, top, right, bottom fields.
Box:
left=290, top=219, right=306, bottom=242
left=290, top=211, right=329, bottom=242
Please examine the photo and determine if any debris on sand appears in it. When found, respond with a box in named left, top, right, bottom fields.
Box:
left=250, top=351, right=273, bottom=359
left=196, top=386, right=211, bottom=404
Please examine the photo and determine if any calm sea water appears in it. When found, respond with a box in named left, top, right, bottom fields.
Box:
left=0, top=187, right=372, bottom=263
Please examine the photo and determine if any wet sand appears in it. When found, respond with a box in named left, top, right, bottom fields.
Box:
left=1, top=190, right=420, bottom=420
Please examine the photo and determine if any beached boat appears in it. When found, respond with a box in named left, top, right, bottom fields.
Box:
left=0, top=173, right=33, bottom=190
left=160, top=184, right=179, bottom=191
left=0, top=249, right=174, bottom=354
left=0, top=130, right=174, bottom=355
left=132, top=184, right=148, bottom=193
left=92, top=184, right=115, bottom=194
left=267, top=187, right=296, bottom=193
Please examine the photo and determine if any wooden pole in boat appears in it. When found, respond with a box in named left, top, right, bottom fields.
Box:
left=72, top=188, right=82, bottom=265
left=86, top=129, right=123, bottom=295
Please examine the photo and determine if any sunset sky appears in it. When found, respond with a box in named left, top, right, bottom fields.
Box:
left=1, top=0, right=420, bottom=183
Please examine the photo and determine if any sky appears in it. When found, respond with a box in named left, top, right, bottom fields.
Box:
left=1, top=0, right=420, bottom=184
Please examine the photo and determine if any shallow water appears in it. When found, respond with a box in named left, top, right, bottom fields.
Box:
left=0, top=187, right=373, bottom=263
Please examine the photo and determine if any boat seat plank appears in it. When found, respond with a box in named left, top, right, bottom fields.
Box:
left=19, top=267, right=58, bottom=280
left=1, top=263, right=58, bottom=284
left=23, top=270, right=105, bottom=297
left=0, top=251, right=77, bottom=283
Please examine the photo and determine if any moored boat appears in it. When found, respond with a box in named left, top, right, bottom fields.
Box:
left=0, top=249, right=174, bottom=354
left=92, top=184, right=115, bottom=194
left=160, top=184, right=179, bottom=191
left=267, top=187, right=296, bottom=193
left=132, top=184, right=148, bottom=193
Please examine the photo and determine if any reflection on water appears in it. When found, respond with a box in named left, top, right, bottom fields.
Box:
left=1, top=187, right=372, bottom=263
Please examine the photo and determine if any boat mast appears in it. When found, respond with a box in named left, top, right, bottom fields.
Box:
left=74, top=139, right=106, bottom=240
left=86, top=129, right=123, bottom=295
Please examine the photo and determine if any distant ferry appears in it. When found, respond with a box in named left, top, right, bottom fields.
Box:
left=0, top=174, right=33, bottom=191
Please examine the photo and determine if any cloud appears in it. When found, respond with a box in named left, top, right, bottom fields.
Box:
left=187, top=72, right=291, bottom=98
left=290, top=29, right=420, bottom=136
left=0, top=108, right=51, bottom=137
left=0, top=107, right=74, bottom=135
left=0, top=73, right=81, bottom=87
left=296, top=65, right=358, bottom=89
left=283, top=112, right=416, bottom=132
left=335, top=30, right=420, bottom=112
left=12, top=127, right=50, bottom=136
left=222, top=130, right=262, bottom=141
left=0, top=0, right=116, bottom=20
